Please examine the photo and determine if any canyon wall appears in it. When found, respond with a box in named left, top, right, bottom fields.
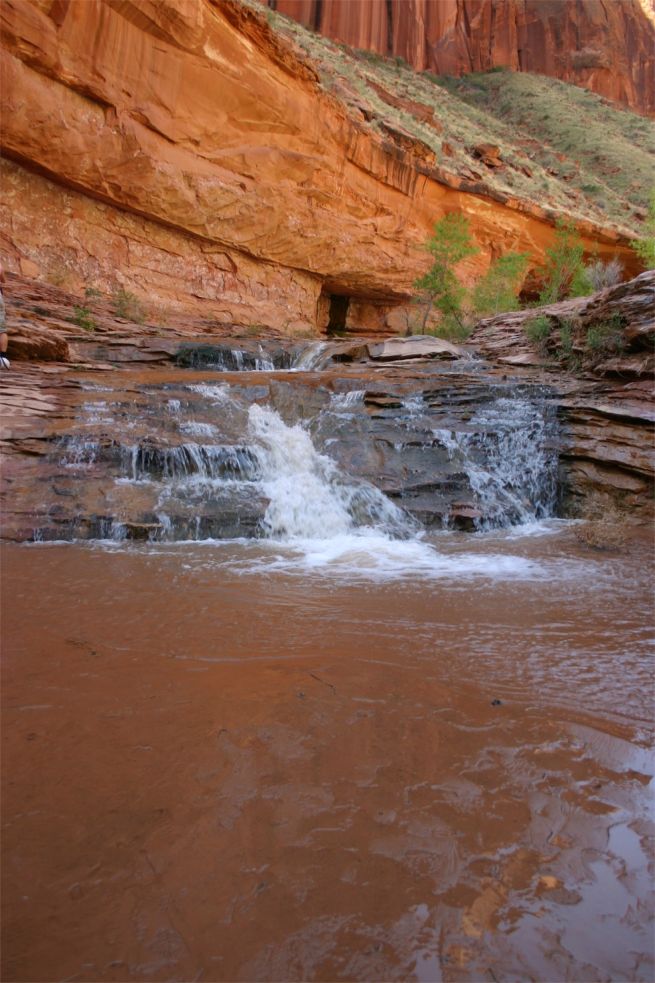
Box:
left=0, top=0, right=642, bottom=336
left=266, top=0, right=655, bottom=116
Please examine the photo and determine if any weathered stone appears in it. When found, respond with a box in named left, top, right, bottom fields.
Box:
left=270, top=0, right=655, bottom=114
left=8, top=326, right=70, bottom=363
left=472, top=271, right=655, bottom=379
left=0, top=0, right=642, bottom=339
left=473, top=144, right=503, bottom=168
left=367, top=337, right=465, bottom=361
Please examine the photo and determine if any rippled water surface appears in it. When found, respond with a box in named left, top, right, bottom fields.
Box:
left=2, top=527, right=653, bottom=982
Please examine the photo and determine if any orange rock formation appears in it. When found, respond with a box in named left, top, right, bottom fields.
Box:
left=0, top=0, right=643, bottom=335
left=267, top=0, right=655, bottom=116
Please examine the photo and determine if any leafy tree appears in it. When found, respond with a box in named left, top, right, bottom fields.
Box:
left=472, top=251, right=529, bottom=317
left=538, top=219, right=585, bottom=303
left=631, top=189, right=655, bottom=269
left=414, top=213, right=479, bottom=336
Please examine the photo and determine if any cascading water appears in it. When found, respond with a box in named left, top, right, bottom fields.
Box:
left=175, top=344, right=285, bottom=371
left=248, top=404, right=413, bottom=541
left=433, top=395, right=559, bottom=529
left=329, top=390, right=366, bottom=411
left=290, top=342, right=332, bottom=371
left=37, top=360, right=561, bottom=555
left=120, top=442, right=261, bottom=483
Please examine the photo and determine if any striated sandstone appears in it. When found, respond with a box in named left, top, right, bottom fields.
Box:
left=0, top=0, right=644, bottom=337
left=471, top=271, right=655, bottom=513
left=268, top=0, right=655, bottom=115
left=0, top=271, right=652, bottom=529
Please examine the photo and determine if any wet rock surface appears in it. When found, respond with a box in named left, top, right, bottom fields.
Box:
left=1, top=273, right=653, bottom=542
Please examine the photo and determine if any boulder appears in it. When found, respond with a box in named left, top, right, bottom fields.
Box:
left=8, top=326, right=70, bottom=362
left=473, top=144, right=503, bottom=168
left=367, top=336, right=466, bottom=361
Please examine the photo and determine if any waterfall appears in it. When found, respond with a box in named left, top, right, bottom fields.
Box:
left=175, top=345, right=287, bottom=371
left=248, top=404, right=413, bottom=540
left=290, top=342, right=331, bottom=371
left=120, top=442, right=261, bottom=482
left=433, top=395, right=559, bottom=529
left=330, top=390, right=366, bottom=411
left=45, top=374, right=561, bottom=548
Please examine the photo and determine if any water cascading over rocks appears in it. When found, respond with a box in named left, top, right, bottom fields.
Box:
left=248, top=404, right=414, bottom=541
left=433, top=396, right=559, bottom=529
left=31, top=349, right=562, bottom=545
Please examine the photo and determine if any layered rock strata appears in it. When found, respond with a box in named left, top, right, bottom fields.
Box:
left=1, top=271, right=652, bottom=537
left=0, top=0, right=641, bottom=336
left=471, top=270, right=655, bottom=514
left=267, top=0, right=655, bottom=115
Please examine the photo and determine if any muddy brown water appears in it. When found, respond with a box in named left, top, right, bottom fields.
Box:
left=2, top=528, right=653, bottom=982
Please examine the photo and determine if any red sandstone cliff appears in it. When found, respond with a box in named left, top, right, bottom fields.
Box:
left=266, top=0, right=655, bottom=116
left=0, top=0, right=646, bottom=337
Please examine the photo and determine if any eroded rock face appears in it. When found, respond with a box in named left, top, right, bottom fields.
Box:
left=0, top=272, right=652, bottom=538
left=471, top=270, right=655, bottom=379
left=270, top=0, right=655, bottom=115
left=0, top=0, right=640, bottom=336
left=470, top=271, right=655, bottom=512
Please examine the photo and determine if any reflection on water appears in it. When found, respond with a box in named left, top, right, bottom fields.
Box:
left=2, top=345, right=652, bottom=980
left=2, top=527, right=653, bottom=982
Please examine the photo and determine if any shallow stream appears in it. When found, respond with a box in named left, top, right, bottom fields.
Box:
left=2, top=344, right=653, bottom=981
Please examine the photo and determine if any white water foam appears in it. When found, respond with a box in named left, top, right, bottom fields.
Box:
left=179, top=421, right=219, bottom=438
left=290, top=342, right=330, bottom=371
left=248, top=403, right=411, bottom=541
left=187, top=383, right=234, bottom=403
left=244, top=404, right=555, bottom=580
left=255, top=535, right=544, bottom=581
left=433, top=396, right=558, bottom=528
left=330, top=390, right=365, bottom=410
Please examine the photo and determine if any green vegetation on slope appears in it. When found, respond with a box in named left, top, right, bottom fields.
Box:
left=434, top=70, right=654, bottom=229
left=247, top=0, right=653, bottom=239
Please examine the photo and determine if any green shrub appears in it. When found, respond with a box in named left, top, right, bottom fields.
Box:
left=424, top=317, right=472, bottom=342
left=631, top=189, right=655, bottom=268
left=538, top=219, right=585, bottom=303
left=524, top=314, right=552, bottom=346
left=112, top=287, right=146, bottom=323
left=558, top=318, right=574, bottom=357
left=414, top=213, right=479, bottom=334
left=585, top=315, right=624, bottom=356
left=472, top=251, right=529, bottom=316
left=84, top=286, right=102, bottom=300
left=72, top=305, right=96, bottom=332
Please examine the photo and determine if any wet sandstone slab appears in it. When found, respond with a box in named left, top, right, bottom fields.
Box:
left=2, top=270, right=653, bottom=538
left=2, top=537, right=653, bottom=982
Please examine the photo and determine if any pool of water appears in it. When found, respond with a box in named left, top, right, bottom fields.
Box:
left=2, top=525, right=653, bottom=981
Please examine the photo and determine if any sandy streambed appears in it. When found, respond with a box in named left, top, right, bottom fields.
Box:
left=1, top=530, right=653, bottom=981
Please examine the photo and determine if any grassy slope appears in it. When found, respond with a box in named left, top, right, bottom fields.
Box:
left=251, top=0, right=653, bottom=239
left=434, top=70, right=654, bottom=222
